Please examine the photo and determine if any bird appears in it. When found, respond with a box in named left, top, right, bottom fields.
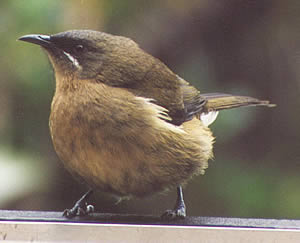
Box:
left=18, top=30, right=275, bottom=219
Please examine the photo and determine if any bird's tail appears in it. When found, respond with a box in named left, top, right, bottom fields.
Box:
left=201, top=93, right=276, bottom=112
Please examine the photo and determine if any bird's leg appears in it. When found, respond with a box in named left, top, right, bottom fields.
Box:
left=63, top=189, right=94, bottom=218
left=161, top=186, right=186, bottom=220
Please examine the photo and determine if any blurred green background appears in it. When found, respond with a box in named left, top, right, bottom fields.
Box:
left=0, top=0, right=299, bottom=219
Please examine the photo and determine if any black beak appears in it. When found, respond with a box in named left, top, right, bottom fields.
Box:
left=18, top=34, right=52, bottom=47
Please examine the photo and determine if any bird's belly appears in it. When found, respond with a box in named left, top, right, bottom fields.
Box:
left=51, top=126, right=172, bottom=197
left=50, top=123, right=139, bottom=196
left=50, top=98, right=214, bottom=198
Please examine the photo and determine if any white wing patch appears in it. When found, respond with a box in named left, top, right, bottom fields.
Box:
left=136, top=97, right=218, bottom=129
left=200, top=111, right=219, bottom=126
left=135, top=97, right=185, bottom=134
left=63, top=51, right=80, bottom=68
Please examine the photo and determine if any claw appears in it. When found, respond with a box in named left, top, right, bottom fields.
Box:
left=86, top=204, right=95, bottom=214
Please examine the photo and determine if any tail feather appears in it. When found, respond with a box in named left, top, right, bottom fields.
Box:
left=201, top=93, right=276, bottom=112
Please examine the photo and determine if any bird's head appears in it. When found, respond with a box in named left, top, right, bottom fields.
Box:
left=19, top=30, right=152, bottom=86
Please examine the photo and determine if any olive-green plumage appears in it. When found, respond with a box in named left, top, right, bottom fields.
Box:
left=19, top=30, right=274, bottom=217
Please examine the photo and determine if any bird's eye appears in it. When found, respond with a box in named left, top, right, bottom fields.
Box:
left=74, top=44, right=84, bottom=52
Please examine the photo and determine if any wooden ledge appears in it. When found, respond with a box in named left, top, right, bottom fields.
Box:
left=1, top=210, right=300, bottom=242
left=0, top=210, right=299, bottom=229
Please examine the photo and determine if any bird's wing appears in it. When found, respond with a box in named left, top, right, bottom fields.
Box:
left=171, top=77, right=207, bottom=125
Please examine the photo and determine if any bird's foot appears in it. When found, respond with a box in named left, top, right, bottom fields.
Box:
left=161, top=203, right=186, bottom=220
left=63, top=189, right=94, bottom=218
left=63, top=203, right=94, bottom=218
left=161, top=186, right=186, bottom=220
